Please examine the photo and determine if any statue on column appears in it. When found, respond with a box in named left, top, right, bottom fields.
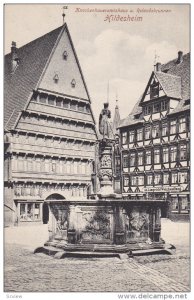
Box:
left=99, top=103, right=114, bottom=140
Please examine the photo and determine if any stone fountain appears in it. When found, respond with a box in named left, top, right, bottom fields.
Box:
left=35, top=103, right=172, bottom=258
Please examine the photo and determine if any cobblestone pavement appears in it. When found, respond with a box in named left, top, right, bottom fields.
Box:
left=134, top=255, right=190, bottom=288
left=4, top=244, right=190, bottom=293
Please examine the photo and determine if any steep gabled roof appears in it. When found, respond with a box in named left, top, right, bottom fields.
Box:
left=154, top=71, right=182, bottom=100
left=4, top=25, right=64, bottom=130
left=161, top=52, right=190, bottom=101
left=119, top=52, right=190, bottom=128
left=118, top=115, right=143, bottom=128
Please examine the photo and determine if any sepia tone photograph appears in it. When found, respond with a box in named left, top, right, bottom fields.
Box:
left=4, top=3, right=190, bottom=294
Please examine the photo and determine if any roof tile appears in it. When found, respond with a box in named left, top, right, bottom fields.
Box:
left=119, top=53, right=190, bottom=128
left=4, top=25, right=64, bottom=130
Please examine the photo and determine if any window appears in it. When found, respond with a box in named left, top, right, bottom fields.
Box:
left=78, top=103, right=85, bottom=112
left=48, top=96, right=55, bottom=105
left=145, top=126, right=151, bottom=139
left=20, top=203, right=41, bottom=221
left=171, top=197, right=179, bottom=211
left=27, top=159, right=33, bottom=172
left=20, top=204, right=26, bottom=220
left=63, top=99, right=69, bottom=108
left=63, top=50, right=68, bottom=60
left=85, top=105, right=90, bottom=113
left=130, top=152, right=136, bottom=167
left=131, top=176, right=137, bottom=186
left=152, top=123, right=160, bottom=138
left=71, top=79, right=76, bottom=88
left=170, top=120, right=177, bottom=134
left=122, top=132, right=127, bottom=145
left=180, top=196, right=189, bottom=212
left=145, top=150, right=151, bottom=165
left=144, top=105, right=152, bottom=115
left=36, top=160, right=41, bottom=173
left=52, top=162, right=56, bottom=173
left=161, top=100, right=168, bottom=111
left=18, top=157, right=24, bottom=171
left=70, top=101, right=77, bottom=110
left=153, top=102, right=160, bottom=113
left=163, top=173, right=169, bottom=184
left=179, top=117, right=186, bottom=133
left=81, top=162, right=86, bottom=174
left=45, top=160, right=50, bottom=173
left=171, top=172, right=178, bottom=184
left=162, top=122, right=168, bottom=136
left=34, top=204, right=40, bottom=220
left=123, top=154, right=128, bottom=168
left=73, top=161, right=78, bottom=174
left=27, top=203, right=33, bottom=220
left=137, top=128, right=143, bottom=141
left=53, top=74, right=59, bottom=84
left=123, top=176, right=129, bottom=187
left=163, top=147, right=169, bottom=163
left=138, top=152, right=143, bottom=166
left=39, top=94, right=47, bottom=104
left=178, top=172, right=188, bottom=183
left=129, top=130, right=135, bottom=143
left=56, top=99, right=62, bottom=107
left=170, top=146, right=177, bottom=162
left=147, top=174, right=153, bottom=185
left=180, top=144, right=187, bottom=160
left=138, top=175, right=144, bottom=185
left=154, top=148, right=160, bottom=164
left=150, top=81, right=159, bottom=99
left=154, top=173, right=161, bottom=185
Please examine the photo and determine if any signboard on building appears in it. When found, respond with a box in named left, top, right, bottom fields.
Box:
left=144, top=186, right=182, bottom=193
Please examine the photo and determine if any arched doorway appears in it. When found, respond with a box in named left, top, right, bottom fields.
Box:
left=43, top=202, right=49, bottom=224
left=45, top=193, right=69, bottom=240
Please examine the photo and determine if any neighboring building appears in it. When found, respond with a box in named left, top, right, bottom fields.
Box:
left=4, top=24, right=97, bottom=226
left=118, top=52, right=190, bottom=220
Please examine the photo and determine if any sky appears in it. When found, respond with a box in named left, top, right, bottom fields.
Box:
left=4, top=4, right=190, bottom=123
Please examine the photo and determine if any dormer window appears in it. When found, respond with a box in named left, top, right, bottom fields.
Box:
left=161, top=100, right=168, bottom=111
left=153, top=102, right=160, bottom=113
left=150, top=80, right=159, bottom=99
left=53, top=74, right=59, bottom=83
left=63, top=50, right=68, bottom=60
left=71, top=79, right=76, bottom=88
left=144, top=105, right=152, bottom=115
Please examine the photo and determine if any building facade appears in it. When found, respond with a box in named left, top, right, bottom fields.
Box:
left=4, top=24, right=97, bottom=226
left=118, top=52, right=190, bottom=220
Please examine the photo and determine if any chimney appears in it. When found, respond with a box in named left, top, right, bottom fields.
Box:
left=177, top=51, right=183, bottom=64
left=156, top=62, right=162, bottom=72
left=11, top=41, right=19, bottom=72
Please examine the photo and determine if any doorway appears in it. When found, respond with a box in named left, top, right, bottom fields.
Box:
left=43, top=202, right=49, bottom=224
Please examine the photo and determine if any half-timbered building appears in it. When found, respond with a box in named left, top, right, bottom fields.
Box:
left=118, top=52, right=190, bottom=219
left=4, top=24, right=97, bottom=226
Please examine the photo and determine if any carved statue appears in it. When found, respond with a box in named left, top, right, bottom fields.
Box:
left=99, top=103, right=114, bottom=139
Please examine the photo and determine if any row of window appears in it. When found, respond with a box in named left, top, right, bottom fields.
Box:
left=122, top=144, right=188, bottom=167
left=123, top=171, right=188, bottom=187
left=143, top=99, right=168, bottom=115
left=13, top=158, right=92, bottom=175
left=13, top=133, right=95, bottom=150
left=15, top=184, right=88, bottom=198
left=171, top=197, right=189, bottom=212
left=33, top=93, right=90, bottom=113
left=22, top=113, right=95, bottom=134
left=122, top=117, right=188, bottom=144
